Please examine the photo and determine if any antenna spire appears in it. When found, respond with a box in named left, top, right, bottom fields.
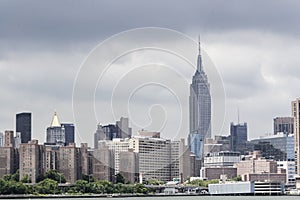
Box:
left=197, top=34, right=202, bottom=72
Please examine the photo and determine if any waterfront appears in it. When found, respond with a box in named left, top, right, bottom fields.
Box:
left=0, top=196, right=300, bottom=200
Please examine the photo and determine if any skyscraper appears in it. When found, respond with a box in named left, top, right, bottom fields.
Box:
left=189, top=38, right=211, bottom=161
left=16, top=112, right=31, bottom=144
left=230, top=122, right=247, bottom=153
left=274, top=117, right=294, bottom=135
left=61, top=123, right=75, bottom=146
left=46, top=112, right=65, bottom=145
left=292, top=98, right=300, bottom=176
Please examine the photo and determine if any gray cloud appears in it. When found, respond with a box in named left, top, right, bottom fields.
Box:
left=0, top=0, right=300, bottom=145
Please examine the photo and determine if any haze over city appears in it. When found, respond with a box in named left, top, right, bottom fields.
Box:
left=1, top=0, right=300, bottom=147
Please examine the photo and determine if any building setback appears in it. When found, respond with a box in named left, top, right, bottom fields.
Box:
left=16, top=112, right=31, bottom=144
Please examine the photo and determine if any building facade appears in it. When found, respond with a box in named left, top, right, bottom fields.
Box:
left=46, top=112, right=65, bottom=145
left=19, top=140, right=44, bottom=183
left=61, top=123, right=75, bottom=146
left=189, top=39, right=211, bottom=161
left=16, top=112, right=31, bottom=144
left=292, top=98, right=300, bottom=176
left=274, top=117, right=294, bottom=135
left=230, top=122, right=248, bottom=153
left=204, top=151, right=240, bottom=168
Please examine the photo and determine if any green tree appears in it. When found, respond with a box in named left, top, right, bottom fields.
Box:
left=145, top=179, right=163, bottom=185
left=35, top=178, right=58, bottom=194
left=74, top=180, right=89, bottom=193
left=21, top=174, right=31, bottom=183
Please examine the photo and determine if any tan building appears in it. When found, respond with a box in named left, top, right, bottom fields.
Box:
left=93, top=144, right=115, bottom=182
left=234, top=151, right=277, bottom=176
left=242, top=173, right=286, bottom=183
left=201, top=167, right=237, bottom=180
left=0, top=147, right=17, bottom=178
left=44, top=145, right=59, bottom=172
left=292, top=98, right=300, bottom=176
left=58, top=143, right=81, bottom=184
left=119, top=150, right=139, bottom=183
left=4, top=130, right=14, bottom=147
left=19, top=140, right=44, bottom=183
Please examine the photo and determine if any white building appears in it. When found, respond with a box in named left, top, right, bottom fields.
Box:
left=277, top=161, right=295, bottom=185
left=98, top=138, right=130, bottom=174
left=204, top=151, right=240, bottom=167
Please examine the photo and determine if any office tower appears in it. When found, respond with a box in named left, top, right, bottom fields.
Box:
left=16, top=112, right=32, bottom=144
left=189, top=38, right=211, bottom=161
left=14, top=132, right=21, bottom=148
left=19, top=140, right=44, bottom=183
left=94, top=124, right=106, bottom=149
left=4, top=130, right=14, bottom=147
left=116, top=117, right=132, bottom=138
left=274, top=117, right=294, bottom=135
left=0, top=132, right=4, bottom=147
left=58, top=143, right=81, bottom=184
left=46, top=112, right=65, bottom=145
left=292, top=98, right=300, bottom=176
left=61, top=123, right=75, bottom=146
left=230, top=122, right=248, bottom=153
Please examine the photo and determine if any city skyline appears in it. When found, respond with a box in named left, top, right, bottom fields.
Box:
left=1, top=1, right=300, bottom=147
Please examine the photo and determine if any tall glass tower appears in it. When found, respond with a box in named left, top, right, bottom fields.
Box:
left=189, top=38, right=211, bottom=160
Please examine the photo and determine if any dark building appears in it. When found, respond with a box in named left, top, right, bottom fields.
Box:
left=61, top=123, right=75, bottom=146
left=230, top=122, right=248, bottom=153
left=16, top=112, right=31, bottom=144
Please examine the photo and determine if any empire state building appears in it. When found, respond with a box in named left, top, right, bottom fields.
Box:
left=188, top=38, right=211, bottom=160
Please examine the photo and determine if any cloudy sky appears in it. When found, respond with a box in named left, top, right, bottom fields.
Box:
left=1, top=0, right=300, bottom=147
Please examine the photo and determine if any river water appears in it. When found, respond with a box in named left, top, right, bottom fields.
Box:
left=7, top=196, right=299, bottom=200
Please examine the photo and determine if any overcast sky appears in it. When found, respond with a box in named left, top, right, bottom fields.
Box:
left=1, top=0, right=300, bottom=147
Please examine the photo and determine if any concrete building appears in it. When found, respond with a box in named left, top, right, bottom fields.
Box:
left=44, top=145, right=59, bottom=172
left=58, top=143, right=81, bottom=184
left=292, top=98, right=300, bottom=176
left=234, top=151, right=277, bottom=176
left=4, top=130, right=14, bottom=147
left=274, top=117, right=294, bottom=135
left=230, top=122, right=247, bottom=153
left=93, top=144, right=115, bottom=182
left=116, top=117, right=132, bottom=139
left=277, top=161, right=295, bottom=185
left=46, top=112, right=65, bottom=145
left=242, top=173, right=286, bottom=183
left=98, top=138, right=130, bottom=174
left=204, top=151, right=240, bottom=167
left=189, top=38, right=211, bottom=161
left=138, top=130, right=160, bottom=138
left=0, top=146, right=17, bottom=178
left=19, top=140, right=44, bottom=183
left=250, top=133, right=294, bottom=161
left=130, top=135, right=191, bottom=183
left=119, top=150, right=139, bottom=183
left=201, top=167, right=237, bottom=180
left=16, top=112, right=31, bottom=144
